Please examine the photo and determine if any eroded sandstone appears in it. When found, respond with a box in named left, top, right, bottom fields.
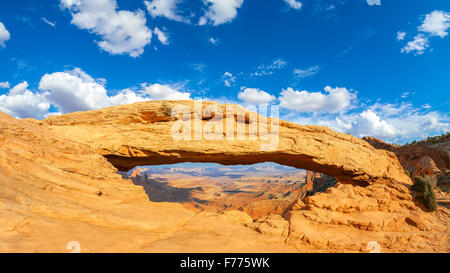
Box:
left=1, top=101, right=448, bottom=253
left=33, top=101, right=411, bottom=186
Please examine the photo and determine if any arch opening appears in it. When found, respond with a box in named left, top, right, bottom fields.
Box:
left=118, top=162, right=337, bottom=220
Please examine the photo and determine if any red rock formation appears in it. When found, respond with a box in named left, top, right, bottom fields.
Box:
left=363, top=136, right=449, bottom=175
left=1, top=102, right=448, bottom=252
left=412, top=156, right=441, bottom=178
left=35, top=101, right=411, bottom=186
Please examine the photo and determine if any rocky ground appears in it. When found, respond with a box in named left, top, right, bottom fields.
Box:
left=0, top=101, right=448, bottom=253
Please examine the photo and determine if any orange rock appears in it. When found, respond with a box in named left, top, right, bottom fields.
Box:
left=412, top=156, right=441, bottom=178
left=38, top=101, right=411, bottom=186
left=0, top=101, right=448, bottom=253
left=363, top=136, right=449, bottom=176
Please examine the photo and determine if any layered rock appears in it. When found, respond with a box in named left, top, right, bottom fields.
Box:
left=412, top=156, right=441, bottom=178
left=0, top=111, right=296, bottom=252
left=363, top=136, right=449, bottom=175
left=1, top=101, right=448, bottom=253
left=33, top=101, right=411, bottom=186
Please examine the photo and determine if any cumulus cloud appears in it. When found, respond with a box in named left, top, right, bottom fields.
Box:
left=401, top=10, right=449, bottom=55
left=288, top=100, right=449, bottom=144
left=39, top=68, right=129, bottom=113
left=199, top=0, right=244, bottom=26
left=0, top=81, right=10, bottom=89
left=144, top=0, right=187, bottom=22
left=154, top=27, right=169, bottom=45
left=36, top=68, right=190, bottom=115
left=140, top=83, right=191, bottom=100
left=238, top=88, right=275, bottom=105
left=419, top=10, right=450, bottom=38
left=348, top=110, right=397, bottom=138
left=279, top=86, right=356, bottom=113
left=401, top=34, right=429, bottom=55
left=284, top=0, right=302, bottom=10
left=9, top=81, right=30, bottom=95
left=61, top=0, right=152, bottom=57
left=0, top=82, right=51, bottom=119
left=293, top=65, right=320, bottom=79
left=0, top=22, right=11, bottom=48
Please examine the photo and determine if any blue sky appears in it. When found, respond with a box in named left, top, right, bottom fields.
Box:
left=0, top=0, right=449, bottom=144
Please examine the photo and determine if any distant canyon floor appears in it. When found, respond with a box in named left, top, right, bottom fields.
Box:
left=121, top=164, right=310, bottom=220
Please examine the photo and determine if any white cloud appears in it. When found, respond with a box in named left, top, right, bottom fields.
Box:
left=288, top=100, right=449, bottom=144
left=366, top=0, right=381, bottom=6
left=401, top=34, right=429, bottom=55
left=284, top=0, right=302, bottom=10
left=144, top=0, right=187, bottom=22
left=293, top=65, right=319, bottom=78
left=419, top=10, right=450, bottom=38
left=279, top=86, right=355, bottom=113
left=9, top=81, right=30, bottom=95
left=41, top=18, right=56, bottom=27
left=0, top=81, right=51, bottom=119
left=348, top=110, right=397, bottom=138
left=238, top=88, right=275, bottom=105
left=39, top=68, right=124, bottom=113
left=209, top=37, right=219, bottom=45
left=401, top=10, right=450, bottom=55
left=38, top=68, right=191, bottom=115
left=154, top=27, right=169, bottom=45
left=61, top=0, right=152, bottom=57
left=223, top=72, right=236, bottom=87
left=401, top=91, right=410, bottom=98
left=140, top=83, right=191, bottom=100
left=0, top=22, right=11, bottom=48
left=0, top=81, right=10, bottom=89
left=108, top=88, right=149, bottom=106
left=396, top=31, right=406, bottom=41
left=251, top=58, right=287, bottom=77
left=199, top=0, right=244, bottom=26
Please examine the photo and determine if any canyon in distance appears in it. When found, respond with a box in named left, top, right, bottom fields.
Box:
left=0, top=100, right=449, bottom=253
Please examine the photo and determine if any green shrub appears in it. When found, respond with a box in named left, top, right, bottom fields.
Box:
left=424, top=175, right=438, bottom=189
left=412, top=176, right=437, bottom=211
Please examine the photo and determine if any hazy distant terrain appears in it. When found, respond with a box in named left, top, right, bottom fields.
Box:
left=123, top=163, right=308, bottom=219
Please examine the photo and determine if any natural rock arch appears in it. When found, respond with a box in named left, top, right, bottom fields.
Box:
left=3, top=107, right=447, bottom=253
left=37, top=101, right=410, bottom=186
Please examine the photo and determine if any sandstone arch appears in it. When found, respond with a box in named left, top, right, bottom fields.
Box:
left=2, top=103, right=448, bottom=253
left=36, top=101, right=410, bottom=186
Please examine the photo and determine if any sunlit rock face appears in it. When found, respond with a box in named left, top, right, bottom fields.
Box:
left=0, top=101, right=448, bottom=253
left=363, top=136, right=449, bottom=176
left=36, top=101, right=411, bottom=186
